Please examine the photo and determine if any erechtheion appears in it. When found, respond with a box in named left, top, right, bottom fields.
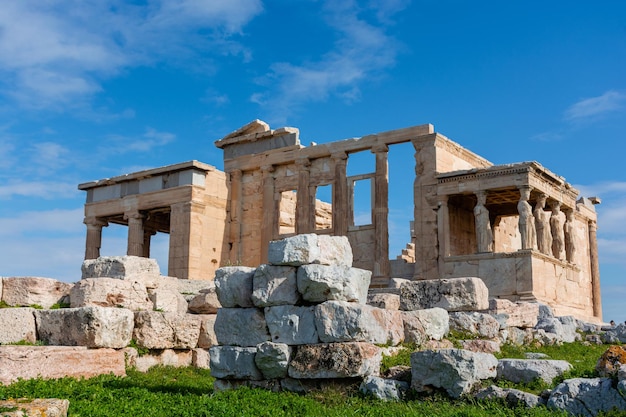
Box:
left=79, top=120, right=602, bottom=322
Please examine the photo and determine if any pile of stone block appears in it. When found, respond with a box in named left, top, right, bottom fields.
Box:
left=0, top=256, right=221, bottom=385
left=210, top=233, right=406, bottom=391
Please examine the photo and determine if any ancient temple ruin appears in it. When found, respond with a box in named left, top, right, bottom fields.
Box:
left=79, top=120, right=602, bottom=322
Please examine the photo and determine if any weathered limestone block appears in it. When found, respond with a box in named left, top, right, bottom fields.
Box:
left=389, top=278, right=410, bottom=289
left=81, top=256, right=160, bottom=284
left=1, top=277, right=72, bottom=309
left=251, top=264, right=299, bottom=307
left=36, top=306, right=133, bottom=348
left=128, top=348, right=193, bottom=372
left=460, top=339, right=501, bottom=354
left=264, top=305, right=318, bottom=345
left=411, top=349, right=498, bottom=398
left=475, top=385, right=544, bottom=408
left=0, top=398, right=69, bottom=417
left=595, top=345, right=626, bottom=377
left=255, top=341, right=292, bottom=379
left=449, top=312, right=500, bottom=339
left=400, top=277, right=489, bottom=312
left=0, top=346, right=125, bottom=385
left=497, top=359, right=572, bottom=384
left=485, top=299, right=539, bottom=328
left=535, top=317, right=578, bottom=343
left=133, top=312, right=201, bottom=349
left=288, top=342, right=382, bottom=379
left=297, top=264, right=371, bottom=303
left=367, top=293, right=400, bottom=310
left=148, top=287, right=188, bottom=314
left=548, top=378, right=626, bottom=417
left=268, top=234, right=353, bottom=267
left=360, top=375, right=409, bottom=401
left=0, top=308, right=36, bottom=344
left=214, top=308, right=270, bottom=347
left=188, top=289, right=221, bottom=314
left=315, top=301, right=403, bottom=345
left=177, top=279, right=216, bottom=300
left=402, top=308, right=449, bottom=344
left=192, top=348, right=210, bottom=369
left=70, top=278, right=153, bottom=311
left=209, top=346, right=263, bottom=380
left=197, top=314, right=218, bottom=348
left=214, top=266, right=256, bottom=307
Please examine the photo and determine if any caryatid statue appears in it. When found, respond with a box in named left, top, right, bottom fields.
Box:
left=518, top=186, right=536, bottom=250
left=550, top=200, right=566, bottom=260
left=474, top=190, right=493, bottom=252
left=533, top=193, right=552, bottom=256
left=564, top=208, right=576, bottom=262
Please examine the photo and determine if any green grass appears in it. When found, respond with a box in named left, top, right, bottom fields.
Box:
left=0, top=342, right=618, bottom=417
left=0, top=366, right=573, bottom=417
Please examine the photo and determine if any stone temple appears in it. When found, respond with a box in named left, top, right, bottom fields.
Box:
left=78, top=120, right=602, bottom=323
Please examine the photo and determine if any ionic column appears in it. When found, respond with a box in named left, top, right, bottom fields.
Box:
left=437, top=194, right=450, bottom=275
left=332, top=152, right=348, bottom=236
left=228, top=169, right=243, bottom=264
left=260, top=165, right=275, bottom=262
left=588, top=220, right=602, bottom=318
left=84, top=217, right=108, bottom=260
left=124, top=210, right=144, bottom=257
left=371, top=144, right=390, bottom=283
left=296, top=158, right=313, bottom=234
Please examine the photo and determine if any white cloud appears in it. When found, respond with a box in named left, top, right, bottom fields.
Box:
left=0, top=0, right=263, bottom=110
left=105, top=127, right=176, bottom=154
left=0, top=180, right=79, bottom=200
left=564, top=90, right=626, bottom=121
left=251, top=0, right=406, bottom=122
left=0, top=208, right=84, bottom=236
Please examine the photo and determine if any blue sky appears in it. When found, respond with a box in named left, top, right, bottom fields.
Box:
left=1, top=1, right=625, bottom=322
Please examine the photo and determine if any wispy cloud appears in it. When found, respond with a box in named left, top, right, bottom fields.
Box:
left=251, top=0, right=407, bottom=122
left=105, top=127, right=176, bottom=153
left=0, top=0, right=263, bottom=111
left=0, top=180, right=79, bottom=200
left=564, top=90, right=626, bottom=122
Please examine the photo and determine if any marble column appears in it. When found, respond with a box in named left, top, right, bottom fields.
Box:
left=588, top=220, right=602, bottom=318
left=228, top=169, right=243, bottom=264
left=84, top=217, right=108, bottom=260
left=261, top=165, right=275, bottom=262
left=142, top=228, right=156, bottom=258
left=332, top=152, right=348, bottom=236
left=169, top=201, right=206, bottom=279
left=437, top=194, right=450, bottom=275
left=125, top=210, right=145, bottom=257
left=296, top=158, right=313, bottom=234
left=372, top=144, right=390, bottom=283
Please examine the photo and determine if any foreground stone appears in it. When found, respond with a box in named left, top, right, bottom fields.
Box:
left=35, top=307, right=134, bottom=348
left=595, top=345, right=626, bottom=377
left=255, top=342, right=292, bottom=379
left=0, top=308, right=36, bottom=344
left=0, top=346, right=125, bottom=385
left=81, top=256, right=160, bottom=284
left=497, top=359, right=572, bottom=384
left=133, top=311, right=201, bottom=349
left=475, top=385, right=544, bottom=408
left=214, top=266, right=256, bottom=308
left=297, top=264, right=371, bottom=303
left=548, top=377, right=626, bottom=417
left=264, top=305, right=318, bottom=345
left=251, top=264, right=299, bottom=307
left=214, top=308, right=270, bottom=347
left=402, top=308, right=449, bottom=344
left=70, top=277, right=152, bottom=311
left=484, top=299, right=539, bottom=328
left=1, top=277, right=72, bottom=309
left=360, top=375, right=409, bottom=401
left=400, top=277, right=489, bottom=312
left=209, top=346, right=262, bottom=380
left=187, top=289, right=221, bottom=314
left=315, top=301, right=403, bottom=345
left=0, top=398, right=69, bottom=417
left=268, top=234, right=353, bottom=267
left=411, top=349, right=498, bottom=398
left=449, top=311, right=500, bottom=339
left=288, top=342, right=381, bottom=379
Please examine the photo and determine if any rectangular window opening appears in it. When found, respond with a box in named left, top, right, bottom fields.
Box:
left=351, top=177, right=373, bottom=227
left=315, top=184, right=333, bottom=230
left=278, top=190, right=297, bottom=237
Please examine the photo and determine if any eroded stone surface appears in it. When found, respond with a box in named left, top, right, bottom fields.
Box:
left=0, top=346, right=125, bottom=385
left=288, top=342, right=381, bottom=379
left=0, top=398, right=69, bottom=417
left=497, top=359, right=572, bottom=384
left=214, top=308, right=270, bottom=347
left=548, top=378, right=626, bottom=417
left=297, top=264, right=371, bottom=303
left=1, top=277, right=72, bottom=309
left=402, top=308, right=449, bottom=344
left=400, top=277, right=489, bottom=312
left=36, top=306, right=133, bottom=348
left=70, top=277, right=153, bottom=311
left=0, top=308, right=36, bottom=344
left=264, top=305, right=318, bottom=345
left=133, top=311, right=201, bottom=349
left=214, top=267, right=256, bottom=308
left=251, top=264, right=299, bottom=307
left=209, top=346, right=262, bottom=380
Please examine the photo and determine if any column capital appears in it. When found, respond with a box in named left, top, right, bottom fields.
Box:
left=229, top=169, right=242, bottom=179
left=84, top=216, right=108, bottom=227
left=261, top=164, right=275, bottom=173
left=331, top=151, right=348, bottom=161
left=371, top=143, right=389, bottom=154
left=124, top=210, right=144, bottom=221
left=296, top=157, right=311, bottom=168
